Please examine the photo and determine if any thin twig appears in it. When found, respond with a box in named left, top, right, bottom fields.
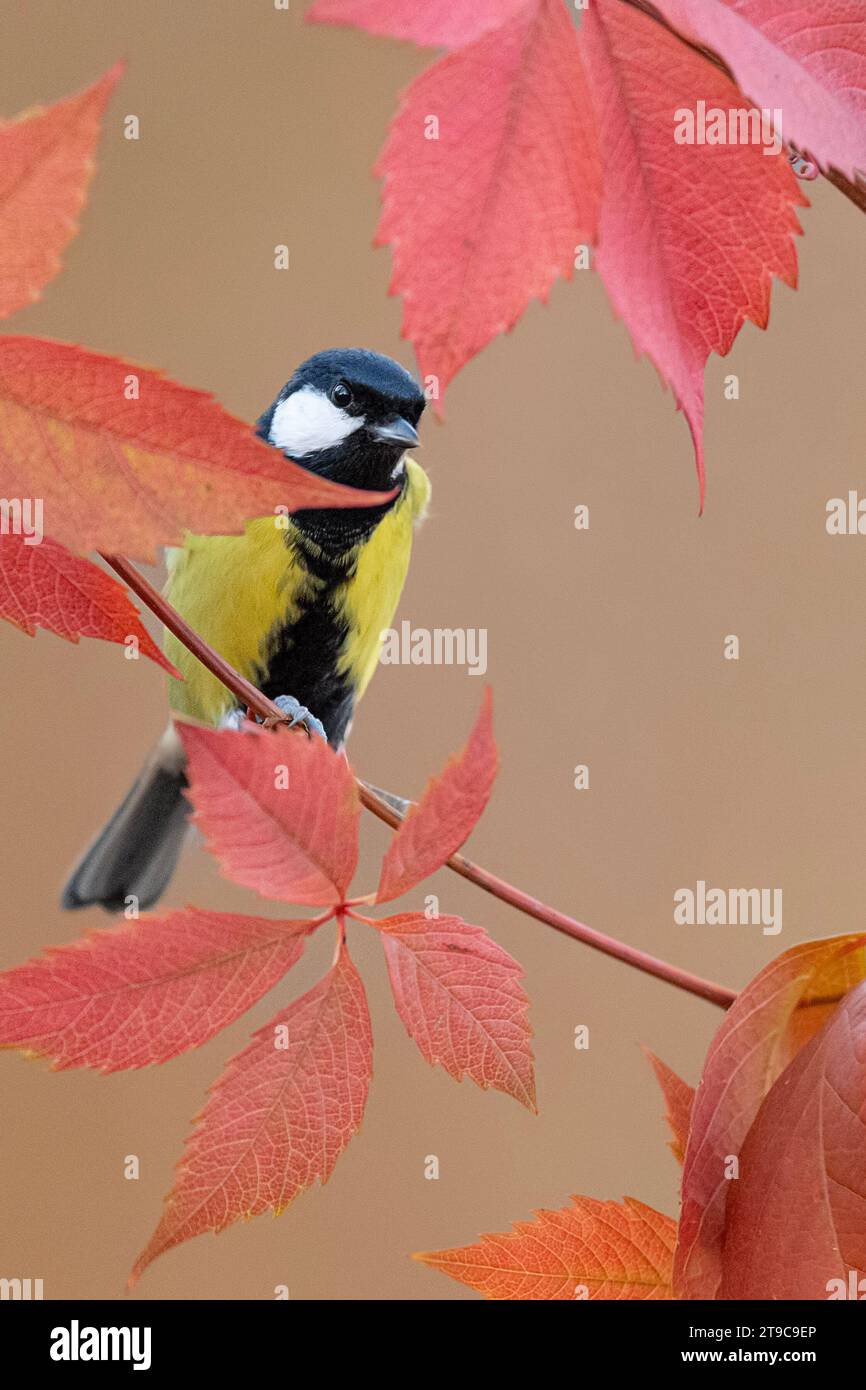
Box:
left=619, top=0, right=866, bottom=218
left=356, top=782, right=735, bottom=1007
left=103, top=552, right=737, bottom=1010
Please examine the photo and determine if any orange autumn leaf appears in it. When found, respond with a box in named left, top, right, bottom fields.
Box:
left=376, top=687, right=497, bottom=902
left=0, top=908, right=310, bottom=1071
left=129, top=939, right=372, bottom=1286
left=371, top=911, right=536, bottom=1110
left=415, top=1196, right=677, bottom=1300
left=0, top=531, right=178, bottom=675
left=675, top=931, right=866, bottom=1299
left=581, top=0, right=805, bottom=509
left=178, top=722, right=360, bottom=907
left=0, top=338, right=392, bottom=562
left=374, top=0, right=601, bottom=400
left=720, top=978, right=866, bottom=1299
left=326, top=0, right=812, bottom=504
left=0, top=63, right=122, bottom=320
left=643, top=1047, right=695, bottom=1164
left=653, top=0, right=866, bottom=182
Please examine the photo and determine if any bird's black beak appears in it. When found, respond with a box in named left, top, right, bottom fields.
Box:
left=370, top=416, right=421, bottom=449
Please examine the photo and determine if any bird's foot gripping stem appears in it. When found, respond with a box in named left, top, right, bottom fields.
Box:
left=261, top=695, right=327, bottom=742
left=218, top=696, right=327, bottom=741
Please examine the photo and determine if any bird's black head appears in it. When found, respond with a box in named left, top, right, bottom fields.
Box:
left=257, top=348, right=425, bottom=491
left=256, top=349, right=426, bottom=554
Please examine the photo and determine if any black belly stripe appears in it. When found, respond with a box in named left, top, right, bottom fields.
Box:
left=252, top=469, right=410, bottom=749
left=256, top=541, right=357, bottom=748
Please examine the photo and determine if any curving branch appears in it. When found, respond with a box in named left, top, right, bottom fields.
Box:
left=104, top=552, right=737, bottom=1011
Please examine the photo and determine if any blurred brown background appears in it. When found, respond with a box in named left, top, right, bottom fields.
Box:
left=0, top=0, right=864, bottom=1301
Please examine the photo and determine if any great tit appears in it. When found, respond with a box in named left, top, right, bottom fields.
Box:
left=62, top=348, right=430, bottom=912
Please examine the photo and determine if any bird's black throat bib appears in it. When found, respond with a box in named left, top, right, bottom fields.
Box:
left=289, top=490, right=400, bottom=556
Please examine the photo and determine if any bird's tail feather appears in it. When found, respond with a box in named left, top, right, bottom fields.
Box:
left=61, top=741, right=190, bottom=913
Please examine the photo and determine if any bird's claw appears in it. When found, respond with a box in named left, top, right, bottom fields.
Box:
left=262, top=695, right=327, bottom=742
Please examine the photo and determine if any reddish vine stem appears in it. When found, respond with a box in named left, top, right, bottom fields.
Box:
left=103, top=552, right=736, bottom=1010
left=356, top=784, right=735, bottom=1007
left=619, top=0, right=866, bottom=218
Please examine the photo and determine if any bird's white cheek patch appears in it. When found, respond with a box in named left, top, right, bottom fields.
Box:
left=269, top=386, right=364, bottom=457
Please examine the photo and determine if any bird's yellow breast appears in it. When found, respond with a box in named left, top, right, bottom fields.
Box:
left=164, top=457, right=430, bottom=726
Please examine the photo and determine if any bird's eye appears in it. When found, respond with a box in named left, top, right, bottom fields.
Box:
left=331, top=381, right=353, bottom=409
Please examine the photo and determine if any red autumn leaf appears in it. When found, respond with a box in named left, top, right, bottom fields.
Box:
left=581, top=0, right=805, bottom=509
left=179, top=722, right=359, bottom=906
left=372, top=911, right=535, bottom=1110
left=0, top=337, right=389, bottom=563
left=376, top=687, right=497, bottom=902
left=307, top=0, right=530, bottom=49
left=0, top=532, right=178, bottom=675
left=653, top=0, right=866, bottom=180
left=129, top=938, right=372, bottom=1285
left=0, top=64, right=122, bottom=320
left=415, top=1196, right=677, bottom=1299
left=0, top=909, right=309, bottom=1072
left=675, top=931, right=866, bottom=1299
left=375, top=0, right=601, bottom=399
left=643, top=1047, right=694, bottom=1164
left=721, top=978, right=866, bottom=1299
